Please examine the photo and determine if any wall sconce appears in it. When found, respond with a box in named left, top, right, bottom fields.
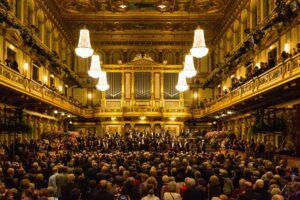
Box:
left=284, top=43, right=290, bottom=53
left=9, top=44, right=15, bottom=50
left=223, top=86, right=227, bottom=91
left=58, top=86, right=63, bottom=92
left=169, top=117, right=176, bottom=121
left=54, top=110, right=58, bottom=114
left=43, top=76, right=48, bottom=83
left=87, top=92, right=92, bottom=100
left=61, top=112, right=65, bottom=116
left=256, top=62, right=261, bottom=69
left=193, top=92, right=198, bottom=99
left=50, top=74, right=55, bottom=78
left=111, top=117, right=116, bottom=121
left=23, top=62, right=29, bottom=71
left=140, top=116, right=146, bottom=120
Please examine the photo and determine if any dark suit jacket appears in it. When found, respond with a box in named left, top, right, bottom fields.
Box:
left=183, top=186, right=205, bottom=200
left=88, top=190, right=114, bottom=200
left=61, top=183, right=79, bottom=200
left=237, top=190, right=261, bottom=200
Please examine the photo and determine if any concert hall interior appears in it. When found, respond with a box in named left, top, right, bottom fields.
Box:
left=1, top=0, right=300, bottom=200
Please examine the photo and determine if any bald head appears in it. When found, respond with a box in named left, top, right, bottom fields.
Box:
left=272, top=194, right=284, bottom=200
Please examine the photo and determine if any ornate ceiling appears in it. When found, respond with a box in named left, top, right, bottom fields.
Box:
left=44, top=0, right=239, bottom=45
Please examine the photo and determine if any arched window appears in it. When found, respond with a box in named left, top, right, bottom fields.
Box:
left=164, top=51, right=175, bottom=64
left=112, top=51, right=122, bottom=64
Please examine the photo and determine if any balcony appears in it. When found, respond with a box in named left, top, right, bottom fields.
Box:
left=93, top=99, right=191, bottom=118
left=193, top=53, right=300, bottom=118
left=0, top=63, right=87, bottom=117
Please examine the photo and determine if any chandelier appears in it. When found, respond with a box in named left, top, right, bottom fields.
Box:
left=75, top=28, right=94, bottom=58
left=182, top=54, right=197, bottom=78
left=176, top=71, right=189, bottom=92
left=88, top=54, right=102, bottom=78
left=190, top=26, right=208, bottom=58
left=96, top=71, right=109, bottom=91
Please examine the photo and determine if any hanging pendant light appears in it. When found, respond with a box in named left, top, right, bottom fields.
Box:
left=176, top=71, right=189, bottom=92
left=88, top=54, right=102, bottom=78
left=182, top=54, right=197, bottom=78
left=190, top=26, right=208, bottom=58
left=96, top=71, right=109, bottom=91
left=75, top=28, right=94, bottom=58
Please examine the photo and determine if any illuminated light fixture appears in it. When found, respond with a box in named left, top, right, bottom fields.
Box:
left=111, top=117, right=116, bottom=121
left=69, top=121, right=73, bottom=124
left=75, top=28, right=94, bottom=58
left=213, top=121, right=217, bottom=124
left=88, top=54, right=102, bottom=78
left=67, top=114, right=71, bottom=118
left=23, top=62, right=29, bottom=71
left=157, top=0, right=167, bottom=9
left=43, top=76, right=48, bottom=83
left=96, top=71, right=109, bottom=91
left=284, top=43, right=290, bottom=53
left=54, top=110, right=58, bottom=114
left=227, top=110, right=234, bottom=115
left=176, top=71, right=189, bottom=92
left=231, top=74, right=235, bottom=79
left=119, top=0, right=127, bottom=9
left=256, top=62, right=261, bottom=69
left=61, top=112, right=65, bottom=116
left=193, top=92, right=198, bottom=99
left=65, top=84, right=69, bottom=88
left=58, top=85, right=63, bottom=92
left=190, top=26, right=209, bottom=58
left=140, top=116, right=146, bottom=120
left=218, top=84, right=221, bottom=88
left=223, top=86, right=227, bottom=91
left=87, top=92, right=92, bottom=99
left=215, top=116, right=220, bottom=119
left=237, top=76, right=241, bottom=80
left=50, top=74, right=54, bottom=78
left=169, top=117, right=176, bottom=121
left=221, top=113, right=227, bottom=117
left=182, top=54, right=197, bottom=78
left=9, top=44, right=15, bottom=50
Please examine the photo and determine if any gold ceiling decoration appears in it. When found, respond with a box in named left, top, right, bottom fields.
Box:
left=44, top=0, right=238, bottom=47
left=54, top=0, right=227, bottom=14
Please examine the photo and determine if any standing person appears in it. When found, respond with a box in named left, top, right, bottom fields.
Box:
left=141, top=184, right=159, bottom=200
left=48, top=166, right=58, bottom=194
left=89, top=179, right=114, bottom=200
left=163, top=181, right=182, bottom=200
left=183, top=178, right=205, bottom=200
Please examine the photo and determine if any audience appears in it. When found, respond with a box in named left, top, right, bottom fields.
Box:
left=0, top=131, right=299, bottom=200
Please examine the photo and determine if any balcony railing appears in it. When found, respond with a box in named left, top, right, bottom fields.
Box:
left=0, top=63, right=191, bottom=118
left=93, top=99, right=191, bottom=118
left=0, top=63, right=86, bottom=117
left=193, top=53, right=300, bottom=118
